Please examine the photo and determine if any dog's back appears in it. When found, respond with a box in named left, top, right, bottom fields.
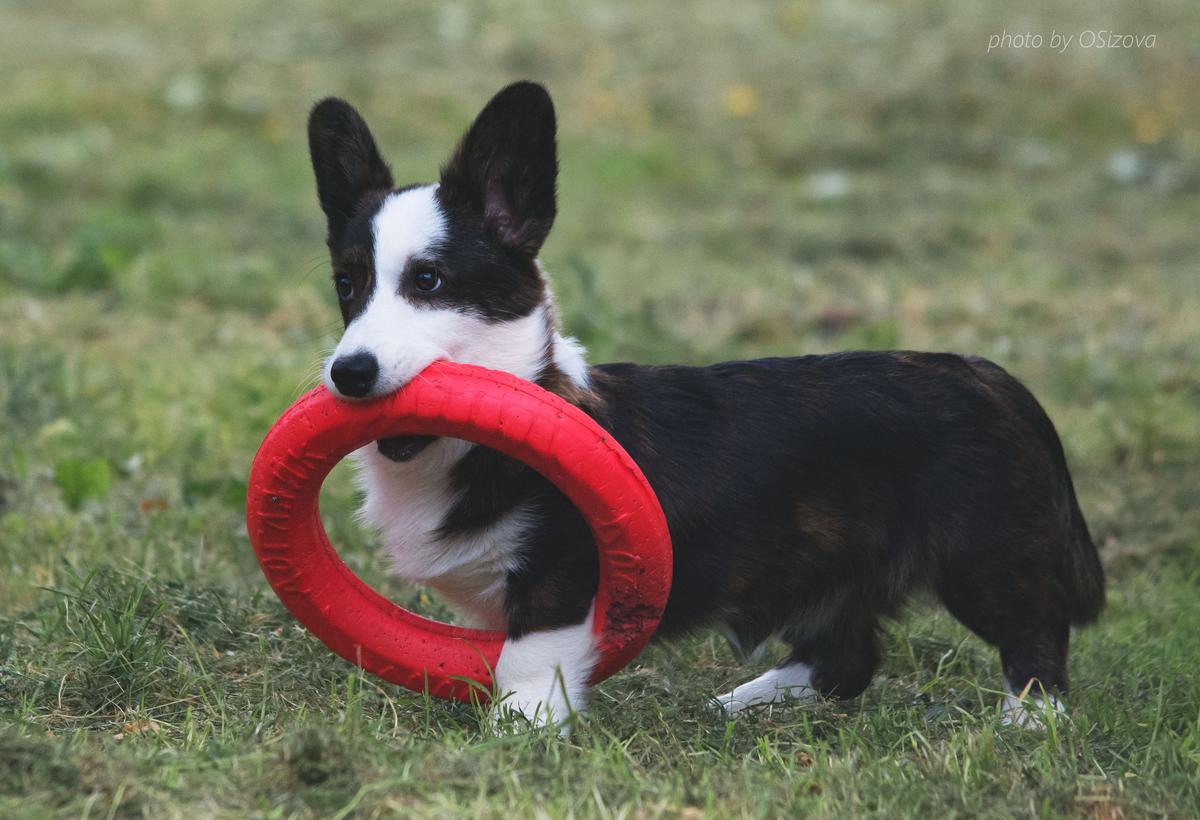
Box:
left=586, top=353, right=1104, bottom=659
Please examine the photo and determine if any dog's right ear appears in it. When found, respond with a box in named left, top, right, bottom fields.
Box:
left=308, top=98, right=394, bottom=239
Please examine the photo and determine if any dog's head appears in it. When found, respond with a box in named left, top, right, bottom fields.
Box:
left=308, top=82, right=568, bottom=415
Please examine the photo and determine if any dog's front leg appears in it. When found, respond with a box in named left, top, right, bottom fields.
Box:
left=492, top=602, right=597, bottom=734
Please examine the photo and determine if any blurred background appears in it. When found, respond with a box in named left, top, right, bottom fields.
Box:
left=5, top=0, right=1198, bottom=591
left=1, top=1, right=1198, bottom=815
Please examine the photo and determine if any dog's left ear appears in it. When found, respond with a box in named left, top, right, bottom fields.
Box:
left=440, top=81, right=557, bottom=256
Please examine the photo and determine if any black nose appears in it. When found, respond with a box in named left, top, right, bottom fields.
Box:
left=330, top=352, right=379, bottom=397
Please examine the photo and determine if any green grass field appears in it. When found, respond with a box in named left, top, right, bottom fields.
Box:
left=3, top=1, right=1199, bottom=816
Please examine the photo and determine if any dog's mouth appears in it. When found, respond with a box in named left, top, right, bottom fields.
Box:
left=376, top=435, right=438, bottom=462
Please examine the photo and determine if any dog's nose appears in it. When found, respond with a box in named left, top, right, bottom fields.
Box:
left=329, top=352, right=379, bottom=398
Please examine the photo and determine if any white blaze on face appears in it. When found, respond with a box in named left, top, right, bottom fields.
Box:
left=323, top=184, right=551, bottom=397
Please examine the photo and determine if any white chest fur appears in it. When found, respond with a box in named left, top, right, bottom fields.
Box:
left=354, top=439, right=528, bottom=629
left=348, top=320, right=590, bottom=631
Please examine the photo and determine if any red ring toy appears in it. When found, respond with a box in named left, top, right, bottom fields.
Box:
left=245, top=361, right=672, bottom=702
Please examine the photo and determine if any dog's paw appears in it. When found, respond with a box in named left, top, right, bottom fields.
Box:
left=999, top=691, right=1065, bottom=731
left=490, top=607, right=597, bottom=736
left=491, top=687, right=579, bottom=735
left=711, top=663, right=818, bottom=716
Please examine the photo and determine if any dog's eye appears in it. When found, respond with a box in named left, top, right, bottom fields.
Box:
left=413, top=267, right=442, bottom=293
left=334, top=274, right=354, bottom=303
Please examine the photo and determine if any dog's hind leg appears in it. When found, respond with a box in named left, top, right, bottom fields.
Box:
left=936, top=550, right=1072, bottom=729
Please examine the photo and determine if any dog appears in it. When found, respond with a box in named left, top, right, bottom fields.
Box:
left=306, top=81, right=1105, bottom=731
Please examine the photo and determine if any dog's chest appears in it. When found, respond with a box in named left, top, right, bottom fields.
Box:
left=354, top=441, right=528, bottom=630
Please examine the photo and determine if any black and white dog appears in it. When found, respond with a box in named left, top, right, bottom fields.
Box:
left=306, top=82, right=1104, bottom=730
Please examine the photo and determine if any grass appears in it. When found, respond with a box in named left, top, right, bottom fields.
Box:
left=2, top=0, right=1199, bottom=816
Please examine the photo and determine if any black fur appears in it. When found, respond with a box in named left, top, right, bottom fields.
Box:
left=439, top=81, right=558, bottom=256
left=421, top=201, right=547, bottom=322
left=308, top=98, right=394, bottom=242
left=449, top=353, right=1105, bottom=699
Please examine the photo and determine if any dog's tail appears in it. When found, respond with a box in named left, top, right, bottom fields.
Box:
left=1060, top=476, right=1106, bottom=625
left=1023, top=377, right=1106, bottom=625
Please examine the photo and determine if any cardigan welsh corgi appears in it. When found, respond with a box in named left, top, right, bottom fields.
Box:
left=306, top=82, right=1105, bottom=731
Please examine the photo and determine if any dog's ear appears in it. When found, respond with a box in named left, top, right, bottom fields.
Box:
left=439, top=81, right=557, bottom=256
left=308, top=98, right=394, bottom=239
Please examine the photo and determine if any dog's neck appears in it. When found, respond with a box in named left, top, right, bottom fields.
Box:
left=534, top=294, right=595, bottom=399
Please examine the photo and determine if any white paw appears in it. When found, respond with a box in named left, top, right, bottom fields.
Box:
left=491, top=606, right=597, bottom=735
left=712, top=663, right=818, bottom=716
left=1000, top=689, right=1065, bottom=730
left=492, top=683, right=578, bottom=734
